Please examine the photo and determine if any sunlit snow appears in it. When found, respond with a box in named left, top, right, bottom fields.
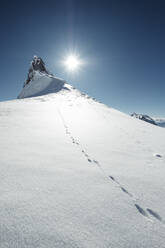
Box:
left=0, top=72, right=165, bottom=247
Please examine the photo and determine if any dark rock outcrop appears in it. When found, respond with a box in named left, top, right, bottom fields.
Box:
left=131, top=112, right=157, bottom=125
left=24, top=56, right=49, bottom=87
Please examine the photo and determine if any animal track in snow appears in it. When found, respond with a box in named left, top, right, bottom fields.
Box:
left=120, top=187, right=133, bottom=197
left=81, top=150, right=93, bottom=163
left=108, top=176, right=133, bottom=197
left=58, top=109, right=165, bottom=226
left=147, top=208, right=162, bottom=222
left=109, top=175, right=115, bottom=181
left=135, top=204, right=148, bottom=217
left=153, top=153, right=162, bottom=158
left=134, top=205, right=164, bottom=224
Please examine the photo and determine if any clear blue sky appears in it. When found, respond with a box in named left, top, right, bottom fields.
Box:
left=0, top=0, right=164, bottom=116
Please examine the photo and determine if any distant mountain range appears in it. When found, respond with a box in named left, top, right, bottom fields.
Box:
left=153, top=118, right=165, bottom=128
left=131, top=113, right=165, bottom=128
left=131, top=113, right=157, bottom=125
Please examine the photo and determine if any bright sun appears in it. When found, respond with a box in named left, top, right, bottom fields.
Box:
left=64, top=55, right=81, bottom=71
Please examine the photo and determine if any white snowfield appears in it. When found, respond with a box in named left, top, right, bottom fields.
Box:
left=0, top=73, right=165, bottom=248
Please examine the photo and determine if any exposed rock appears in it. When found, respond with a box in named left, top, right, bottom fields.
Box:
left=131, top=112, right=157, bottom=125
left=24, top=56, right=49, bottom=87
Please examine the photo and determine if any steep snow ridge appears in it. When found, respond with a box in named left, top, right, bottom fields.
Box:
left=18, top=71, right=65, bottom=99
left=1, top=74, right=165, bottom=247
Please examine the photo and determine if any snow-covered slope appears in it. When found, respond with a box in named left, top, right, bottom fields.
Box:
left=1, top=73, right=165, bottom=247
left=18, top=71, right=65, bottom=99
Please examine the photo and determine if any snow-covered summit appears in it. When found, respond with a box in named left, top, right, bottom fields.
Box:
left=18, top=71, right=65, bottom=99
left=18, top=56, right=65, bottom=99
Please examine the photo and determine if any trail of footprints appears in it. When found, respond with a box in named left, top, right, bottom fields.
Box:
left=58, top=110, right=164, bottom=226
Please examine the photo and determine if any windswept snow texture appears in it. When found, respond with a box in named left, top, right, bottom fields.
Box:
left=1, top=77, right=165, bottom=247
left=18, top=71, right=65, bottom=99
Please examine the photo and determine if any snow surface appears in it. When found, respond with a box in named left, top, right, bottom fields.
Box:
left=18, top=71, right=65, bottom=99
left=1, top=73, right=165, bottom=247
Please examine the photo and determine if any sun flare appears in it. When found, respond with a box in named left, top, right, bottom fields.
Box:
left=64, top=55, right=81, bottom=71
